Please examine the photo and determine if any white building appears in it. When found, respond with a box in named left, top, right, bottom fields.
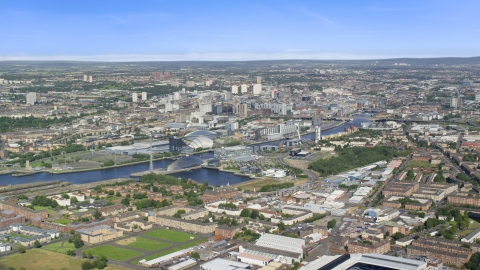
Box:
left=241, top=84, right=248, bottom=93
left=26, top=92, right=36, bottom=105
left=50, top=195, right=71, bottom=206
left=141, top=92, right=147, bottom=101
left=237, top=253, right=273, bottom=266
left=262, top=169, right=287, bottom=178
left=0, top=243, right=11, bottom=253
left=232, top=85, right=239, bottom=94
left=256, top=233, right=305, bottom=255
left=462, top=228, right=480, bottom=243
left=174, top=92, right=181, bottom=100
left=253, top=84, right=262, bottom=96
left=199, top=103, right=212, bottom=115
left=88, top=75, right=93, bottom=83
left=200, top=258, right=250, bottom=270
left=299, top=254, right=427, bottom=270
left=186, top=81, right=195, bottom=87
left=132, top=93, right=138, bottom=102
left=67, top=192, right=86, bottom=202
left=239, top=233, right=305, bottom=263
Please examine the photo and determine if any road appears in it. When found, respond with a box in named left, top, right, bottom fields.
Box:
left=276, top=153, right=319, bottom=182
left=367, top=155, right=411, bottom=208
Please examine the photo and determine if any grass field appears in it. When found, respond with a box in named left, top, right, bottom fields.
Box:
left=84, top=245, right=143, bottom=261
left=33, top=206, right=58, bottom=216
left=458, top=219, right=480, bottom=237
left=0, top=248, right=88, bottom=270
left=144, top=229, right=196, bottom=242
left=8, top=233, right=31, bottom=239
left=134, top=238, right=207, bottom=264
left=235, top=178, right=281, bottom=191
left=52, top=217, right=72, bottom=225
left=43, top=241, right=76, bottom=254
left=408, top=160, right=435, bottom=169
left=126, top=237, right=171, bottom=251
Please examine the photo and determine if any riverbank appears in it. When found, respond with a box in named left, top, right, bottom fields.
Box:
left=248, top=120, right=346, bottom=146
left=44, top=151, right=210, bottom=175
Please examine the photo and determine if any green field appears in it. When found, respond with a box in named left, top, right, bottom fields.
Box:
left=84, top=245, right=143, bottom=261
left=43, top=241, right=76, bottom=254
left=144, top=229, right=196, bottom=242
left=33, top=206, right=57, bottom=216
left=52, top=218, right=72, bottom=225
left=135, top=238, right=207, bottom=264
left=9, top=233, right=30, bottom=239
left=0, top=248, right=133, bottom=270
left=127, top=237, right=171, bottom=251
left=458, top=219, right=480, bottom=237
left=407, top=160, right=434, bottom=169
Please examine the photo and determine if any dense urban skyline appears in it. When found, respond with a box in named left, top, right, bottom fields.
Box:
left=1, top=0, right=480, bottom=61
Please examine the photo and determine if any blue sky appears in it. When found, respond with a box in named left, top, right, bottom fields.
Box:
left=1, top=0, right=479, bottom=61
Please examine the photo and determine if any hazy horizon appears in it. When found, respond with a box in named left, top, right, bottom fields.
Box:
left=2, top=0, right=479, bottom=61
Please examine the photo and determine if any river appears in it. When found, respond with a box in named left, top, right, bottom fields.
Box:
left=0, top=114, right=371, bottom=186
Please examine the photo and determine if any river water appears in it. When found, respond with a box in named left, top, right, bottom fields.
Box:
left=0, top=114, right=371, bottom=186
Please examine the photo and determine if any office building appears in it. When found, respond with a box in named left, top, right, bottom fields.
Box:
left=26, top=92, right=36, bottom=106
left=186, top=81, right=195, bottom=87
left=132, top=93, right=138, bottom=102
left=241, top=84, right=248, bottom=93
left=151, top=72, right=162, bottom=80
left=83, top=74, right=87, bottom=81
left=225, top=91, right=232, bottom=100
left=234, top=103, right=248, bottom=117
left=88, top=75, right=93, bottom=83
left=214, top=145, right=252, bottom=160
left=451, top=97, right=462, bottom=108
left=163, top=72, right=170, bottom=80
left=256, top=76, right=262, bottom=84
left=253, top=84, right=262, bottom=96
left=232, top=85, right=239, bottom=94
left=141, top=92, right=147, bottom=101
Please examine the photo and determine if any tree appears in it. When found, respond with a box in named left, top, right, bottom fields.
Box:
left=391, top=232, right=405, bottom=240
left=405, top=170, right=415, bottom=180
left=277, top=221, right=286, bottom=231
left=93, top=209, right=102, bottom=220
left=18, top=246, right=25, bottom=253
left=34, top=240, right=42, bottom=248
left=240, top=209, right=251, bottom=217
left=327, top=219, right=337, bottom=229
left=191, top=251, right=200, bottom=260
left=81, top=261, right=93, bottom=270
left=121, top=197, right=130, bottom=206
left=88, top=251, right=93, bottom=259
left=73, top=232, right=84, bottom=248
left=97, top=261, right=106, bottom=269
left=115, top=192, right=121, bottom=197
left=82, top=251, right=87, bottom=258
left=250, top=209, right=260, bottom=219
left=70, top=196, right=78, bottom=204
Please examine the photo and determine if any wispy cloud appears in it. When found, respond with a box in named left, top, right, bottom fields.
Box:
left=297, top=8, right=335, bottom=26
